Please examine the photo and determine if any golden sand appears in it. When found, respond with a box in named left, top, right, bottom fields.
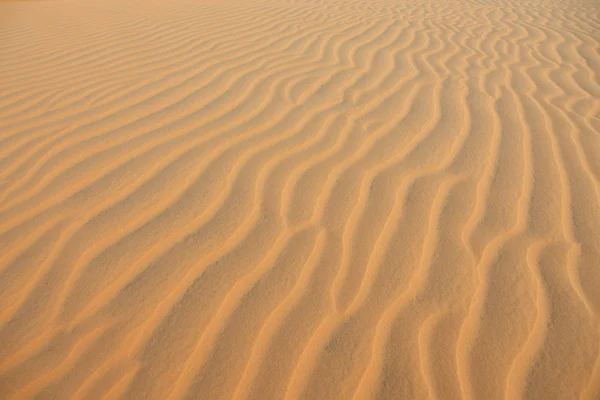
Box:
left=0, top=0, right=599, bottom=398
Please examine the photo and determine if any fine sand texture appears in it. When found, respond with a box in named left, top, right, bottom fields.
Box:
left=1, top=0, right=600, bottom=398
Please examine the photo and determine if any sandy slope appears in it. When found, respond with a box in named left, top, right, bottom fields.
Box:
left=1, top=0, right=599, bottom=398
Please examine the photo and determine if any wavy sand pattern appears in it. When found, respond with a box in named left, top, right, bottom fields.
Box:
left=1, top=0, right=600, bottom=398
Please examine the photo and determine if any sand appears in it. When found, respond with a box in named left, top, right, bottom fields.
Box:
left=0, top=0, right=599, bottom=398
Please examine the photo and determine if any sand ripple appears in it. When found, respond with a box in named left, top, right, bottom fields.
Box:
left=0, top=0, right=599, bottom=398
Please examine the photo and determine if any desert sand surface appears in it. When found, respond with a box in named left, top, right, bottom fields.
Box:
left=1, top=0, right=600, bottom=398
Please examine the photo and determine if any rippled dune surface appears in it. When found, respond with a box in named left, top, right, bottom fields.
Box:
left=1, top=0, right=599, bottom=398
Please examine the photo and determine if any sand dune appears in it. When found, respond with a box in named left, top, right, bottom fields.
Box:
left=1, top=0, right=599, bottom=398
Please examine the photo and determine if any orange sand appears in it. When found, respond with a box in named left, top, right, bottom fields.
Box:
left=0, top=0, right=599, bottom=398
